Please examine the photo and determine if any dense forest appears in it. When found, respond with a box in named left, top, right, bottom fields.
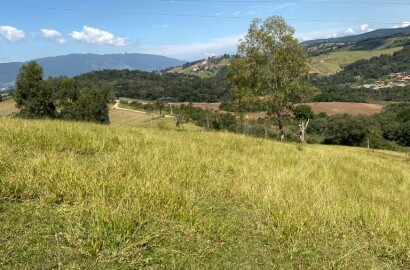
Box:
left=74, top=69, right=228, bottom=102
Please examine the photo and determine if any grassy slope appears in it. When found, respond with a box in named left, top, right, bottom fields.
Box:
left=311, top=47, right=402, bottom=75
left=0, top=118, right=409, bottom=269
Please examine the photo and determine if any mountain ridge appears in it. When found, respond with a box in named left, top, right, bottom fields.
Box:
left=0, top=53, right=186, bottom=87
left=301, top=25, right=410, bottom=46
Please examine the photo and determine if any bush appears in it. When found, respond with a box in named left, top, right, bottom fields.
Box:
left=293, top=105, right=314, bottom=120
left=323, top=114, right=371, bottom=146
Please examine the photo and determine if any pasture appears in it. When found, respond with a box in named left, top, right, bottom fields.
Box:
left=0, top=117, right=409, bottom=269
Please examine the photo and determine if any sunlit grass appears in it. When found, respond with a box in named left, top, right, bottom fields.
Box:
left=311, top=47, right=402, bottom=75
left=0, top=117, right=409, bottom=269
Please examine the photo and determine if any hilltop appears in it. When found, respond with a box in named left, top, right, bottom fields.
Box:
left=301, top=25, right=410, bottom=47
left=166, top=54, right=232, bottom=78
left=0, top=117, right=409, bottom=268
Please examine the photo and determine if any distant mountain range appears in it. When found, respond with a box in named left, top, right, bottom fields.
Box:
left=302, top=25, right=410, bottom=46
left=0, top=53, right=186, bottom=87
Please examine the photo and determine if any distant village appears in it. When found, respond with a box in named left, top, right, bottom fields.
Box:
left=363, top=72, right=410, bottom=90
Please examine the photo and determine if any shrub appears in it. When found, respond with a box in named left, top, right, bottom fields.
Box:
left=293, top=105, right=315, bottom=120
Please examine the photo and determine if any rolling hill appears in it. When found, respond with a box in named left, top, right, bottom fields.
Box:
left=0, top=53, right=186, bottom=87
left=0, top=117, right=409, bottom=268
left=309, top=47, right=403, bottom=75
left=301, top=25, right=410, bottom=46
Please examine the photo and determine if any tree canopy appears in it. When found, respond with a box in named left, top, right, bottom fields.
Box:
left=14, top=61, right=55, bottom=118
left=226, top=16, right=318, bottom=141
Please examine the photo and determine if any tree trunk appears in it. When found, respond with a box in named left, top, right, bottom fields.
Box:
left=299, top=119, right=309, bottom=143
left=278, top=118, right=285, bottom=142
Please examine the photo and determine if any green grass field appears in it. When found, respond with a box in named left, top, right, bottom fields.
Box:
left=311, top=47, right=402, bottom=75
left=0, top=117, right=409, bottom=269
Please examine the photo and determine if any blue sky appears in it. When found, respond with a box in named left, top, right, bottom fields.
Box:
left=1, top=0, right=409, bottom=62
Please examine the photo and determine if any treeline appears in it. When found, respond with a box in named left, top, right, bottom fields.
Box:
left=75, top=69, right=229, bottom=102
left=308, top=103, right=410, bottom=149
left=312, top=83, right=410, bottom=102
left=127, top=100, right=409, bottom=150
left=15, top=61, right=109, bottom=124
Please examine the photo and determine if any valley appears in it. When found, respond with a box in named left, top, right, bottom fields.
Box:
left=1, top=16, right=410, bottom=269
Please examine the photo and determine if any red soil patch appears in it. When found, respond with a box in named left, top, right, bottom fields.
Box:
left=305, top=102, right=383, bottom=116
left=245, top=102, right=383, bottom=119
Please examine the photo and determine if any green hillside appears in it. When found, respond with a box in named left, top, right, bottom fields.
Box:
left=169, top=46, right=403, bottom=77
left=310, top=47, right=403, bottom=75
left=1, top=117, right=409, bottom=269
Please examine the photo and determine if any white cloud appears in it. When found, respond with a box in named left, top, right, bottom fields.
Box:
left=360, top=24, right=374, bottom=33
left=71, top=26, right=129, bottom=46
left=345, top=28, right=355, bottom=34
left=296, top=28, right=343, bottom=41
left=138, top=34, right=243, bottom=60
left=392, top=21, right=410, bottom=28
left=41, top=29, right=66, bottom=44
left=0, top=25, right=25, bottom=42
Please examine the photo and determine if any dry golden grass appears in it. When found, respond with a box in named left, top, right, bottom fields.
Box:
left=0, top=98, right=19, bottom=116
left=109, top=108, right=153, bottom=125
left=0, top=117, right=409, bottom=269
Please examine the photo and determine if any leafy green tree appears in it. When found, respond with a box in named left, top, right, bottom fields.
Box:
left=59, top=77, right=80, bottom=104
left=293, top=104, right=315, bottom=120
left=155, top=100, right=165, bottom=115
left=323, top=114, right=370, bottom=146
left=77, top=89, right=110, bottom=124
left=226, top=16, right=318, bottom=141
left=14, top=61, right=55, bottom=118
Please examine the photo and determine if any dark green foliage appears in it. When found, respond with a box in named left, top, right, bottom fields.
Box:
left=155, top=101, right=165, bottom=115
left=307, top=118, right=327, bottom=135
left=323, top=114, right=371, bottom=146
left=77, top=90, right=110, bottom=124
left=14, top=61, right=56, bottom=118
left=49, top=77, right=110, bottom=124
left=75, top=69, right=228, bottom=102
left=376, top=103, right=410, bottom=146
left=293, top=105, right=314, bottom=120
left=313, top=82, right=410, bottom=103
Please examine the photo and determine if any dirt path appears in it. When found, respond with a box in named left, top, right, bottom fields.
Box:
left=112, top=100, right=175, bottom=119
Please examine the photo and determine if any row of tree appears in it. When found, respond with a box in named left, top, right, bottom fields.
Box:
left=14, top=61, right=109, bottom=123
left=306, top=104, right=410, bottom=149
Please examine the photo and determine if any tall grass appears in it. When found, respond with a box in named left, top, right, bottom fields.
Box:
left=0, top=117, right=409, bottom=269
